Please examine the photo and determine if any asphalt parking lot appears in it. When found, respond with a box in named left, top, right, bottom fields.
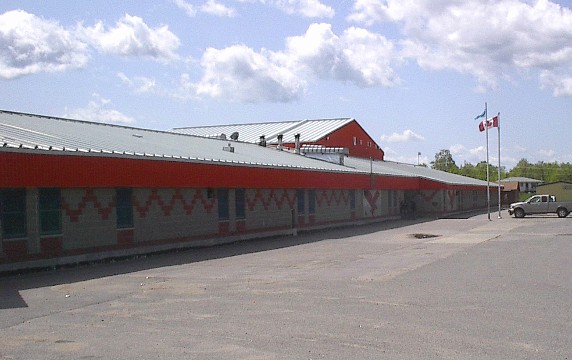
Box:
left=1, top=212, right=571, bottom=359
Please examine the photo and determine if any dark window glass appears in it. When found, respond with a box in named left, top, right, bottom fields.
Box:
left=297, top=190, right=305, bottom=214
left=1, top=189, right=27, bottom=239
left=218, top=189, right=229, bottom=220
left=235, top=189, right=245, bottom=219
left=350, top=190, right=356, bottom=210
left=39, top=188, right=61, bottom=235
left=308, top=190, right=316, bottom=214
left=116, top=188, right=133, bottom=228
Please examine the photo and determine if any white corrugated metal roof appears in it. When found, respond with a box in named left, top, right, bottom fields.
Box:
left=1, top=110, right=492, bottom=188
left=344, top=157, right=492, bottom=187
left=500, top=177, right=543, bottom=183
left=171, top=118, right=355, bottom=144
left=0, top=110, right=359, bottom=173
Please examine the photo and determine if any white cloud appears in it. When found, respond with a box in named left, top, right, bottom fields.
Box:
left=380, top=129, right=424, bottom=143
left=280, top=24, right=399, bottom=87
left=64, top=94, right=135, bottom=124
left=172, top=73, right=200, bottom=101
left=195, top=45, right=307, bottom=102
left=539, top=70, right=572, bottom=96
left=173, top=0, right=198, bottom=17
left=202, top=0, right=236, bottom=17
left=241, top=0, right=334, bottom=18
left=174, top=0, right=236, bottom=17
left=80, top=14, right=180, bottom=61
left=0, top=10, right=88, bottom=79
left=538, top=149, right=556, bottom=158
left=383, top=151, right=428, bottom=165
left=190, top=23, right=398, bottom=102
left=117, top=72, right=156, bottom=94
left=513, top=145, right=527, bottom=153
left=468, top=146, right=486, bottom=159
left=382, top=146, right=397, bottom=155
left=348, top=0, right=572, bottom=95
left=449, top=144, right=466, bottom=155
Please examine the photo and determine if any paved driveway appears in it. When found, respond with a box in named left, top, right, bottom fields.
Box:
left=1, top=214, right=571, bottom=359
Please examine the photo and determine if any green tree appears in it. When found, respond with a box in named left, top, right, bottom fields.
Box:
left=431, top=149, right=459, bottom=173
left=507, top=160, right=572, bottom=182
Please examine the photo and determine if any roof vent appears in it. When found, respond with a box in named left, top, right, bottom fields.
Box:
left=223, top=143, right=234, bottom=153
left=207, top=133, right=226, bottom=140
left=258, top=135, right=266, bottom=147
left=294, top=133, right=300, bottom=154
left=230, top=132, right=239, bottom=141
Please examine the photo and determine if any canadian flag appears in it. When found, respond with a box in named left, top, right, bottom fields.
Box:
left=479, top=115, right=499, bottom=132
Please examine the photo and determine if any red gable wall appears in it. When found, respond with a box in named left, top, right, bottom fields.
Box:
left=316, top=120, right=384, bottom=160
left=281, top=120, right=384, bottom=160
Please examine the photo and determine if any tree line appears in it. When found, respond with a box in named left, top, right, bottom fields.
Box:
left=429, top=149, right=572, bottom=183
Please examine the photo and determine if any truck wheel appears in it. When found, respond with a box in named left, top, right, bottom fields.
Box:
left=557, top=208, right=569, bottom=218
left=514, top=208, right=525, bottom=218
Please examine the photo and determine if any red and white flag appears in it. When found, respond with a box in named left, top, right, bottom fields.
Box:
left=479, top=115, right=499, bottom=132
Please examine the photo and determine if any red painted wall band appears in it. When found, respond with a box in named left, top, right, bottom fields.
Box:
left=0, top=151, right=487, bottom=191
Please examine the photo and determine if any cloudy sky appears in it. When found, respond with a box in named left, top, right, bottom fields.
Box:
left=1, top=0, right=571, bottom=169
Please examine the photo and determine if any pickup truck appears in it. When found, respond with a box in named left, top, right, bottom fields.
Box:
left=508, top=194, right=571, bottom=218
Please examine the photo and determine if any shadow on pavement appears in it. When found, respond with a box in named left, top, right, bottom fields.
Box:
left=0, top=216, right=442, bottom=309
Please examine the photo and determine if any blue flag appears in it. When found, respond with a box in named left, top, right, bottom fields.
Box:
left=474, top=109, right=486, bottom=120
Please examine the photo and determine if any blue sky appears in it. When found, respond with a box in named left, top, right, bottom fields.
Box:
left=1, top=0, right=571, bottom=169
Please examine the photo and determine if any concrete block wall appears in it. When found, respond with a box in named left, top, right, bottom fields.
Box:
left=362, top=190, right=401, bottom=218
left=62, top=188, right=116, bottom=251
left=1, top=185, right=496, bottom=269
left=132, top=188, right=218, bottom=243
left=244, top=189, right=296, bottom=230
left=314, top=189, right=354, bottom=223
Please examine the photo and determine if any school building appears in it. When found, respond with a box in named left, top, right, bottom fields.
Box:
left=0, top=110, right=497, bottom=272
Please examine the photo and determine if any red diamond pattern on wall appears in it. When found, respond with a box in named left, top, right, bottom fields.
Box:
left=62, top=189, right=114, bottom=222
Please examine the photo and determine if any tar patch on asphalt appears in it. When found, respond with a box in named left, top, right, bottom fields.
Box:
left=410, top=233, right=440, bottom=239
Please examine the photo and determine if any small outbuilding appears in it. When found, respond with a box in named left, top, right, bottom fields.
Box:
left=500, top=180, right=519, bottom=205
left=500, top=177, right=543, bottom=195
left=536, top=181, right=572, bottom=201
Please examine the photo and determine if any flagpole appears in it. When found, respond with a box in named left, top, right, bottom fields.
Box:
left=485, top=102, right=490, bottom=221
left=497, top=112, right=502, bottom=219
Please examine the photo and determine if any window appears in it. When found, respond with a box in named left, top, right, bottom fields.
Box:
left=350, top=190, right=356, bottom=210
left=235, top=189, right=245, bottom=219
left=388, top=190, right=397, bottom=208
left=217, top=189, right=229, bottom=220
left=308, top=190, right=316, bottom=214
left=116, top=188, right=133, bottom=228
left=39, top=188, right=61, bottom=235
left=1, top=189, right=27, bottom=239
left=297, top=190, right=305, bottom=214
left=353, top=137, right=357, bottom=146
